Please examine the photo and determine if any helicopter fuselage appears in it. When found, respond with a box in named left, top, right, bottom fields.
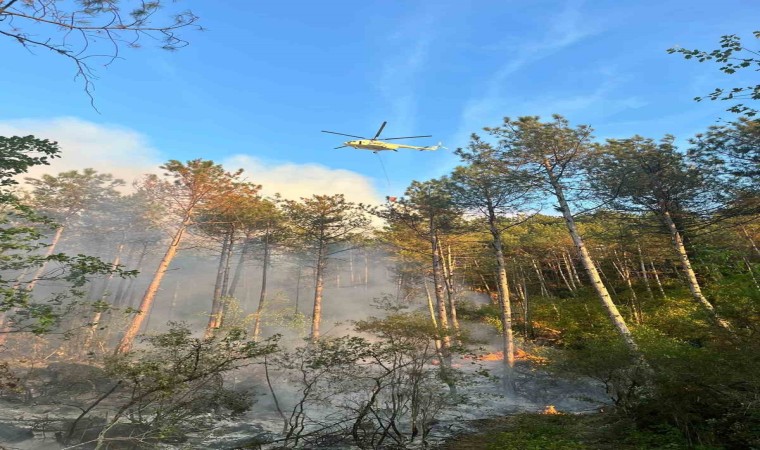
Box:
left=345, top=140, right=401, bottom=151
left=344, top=140, right=439, bottom=152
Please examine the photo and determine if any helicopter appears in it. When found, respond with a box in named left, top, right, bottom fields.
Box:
left=322, top=121, right=445, bottom=153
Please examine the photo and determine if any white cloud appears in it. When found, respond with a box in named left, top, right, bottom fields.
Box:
left=0, top=117, right=383, bottom=205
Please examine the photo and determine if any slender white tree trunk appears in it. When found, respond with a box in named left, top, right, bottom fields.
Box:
left=252, top=232, right=271, bottom=341
left=741, top=225, right=760, bottom=258
left=487, top=202, right=516, bottom=393
left=650, top=260, right=667, bottom=299
left=310, top=241, right=326, bottom=342
left=661, top=210, right=731, bottom=331
left=543, top=161, right=639, bottom=352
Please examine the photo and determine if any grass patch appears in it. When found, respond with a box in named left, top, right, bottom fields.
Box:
left=437, top=412, right=720, bottom=450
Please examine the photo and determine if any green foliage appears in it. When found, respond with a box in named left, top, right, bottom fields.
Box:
left=0, top=136, right=136, bottom=336
left=668, top=32, right=760, bottom=117
left=448, top=413, right=702, bottom=450
left=553, top=321, right=760, bottom=448
left=93, top=324, right=278, bottom=444
left=0, top=135, right=60, bottom=187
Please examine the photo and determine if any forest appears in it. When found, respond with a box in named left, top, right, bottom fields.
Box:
left=0, top=2, right=759, bottom=449
left=0, top=110, right=758, bottom=449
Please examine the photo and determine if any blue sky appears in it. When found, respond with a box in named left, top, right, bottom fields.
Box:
left=1, top=0, right=757, bottom=199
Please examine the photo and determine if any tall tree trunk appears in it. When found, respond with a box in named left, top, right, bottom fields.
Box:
left=554, top=256, right=576, bottom=295
left=637, top=246, right=655, bottom=302
left=438, top=242, right=460, bottom=338
left=310, top=241, right=326, bottom=342
left=431, top=232, right=451, bottom=350
left=252, top=232, right=271, bottom=341
left=430, top=229, right=454, bottom=393
left=661, top=210, right=731, bottom=331
left=565, top=250, right=583, bottom=286
left=531, top=259, right=550, bottom=297
left=543, top=161, right=639, bottom=352
left=221, top=232, right=236, bottom=297
left=205, top=230, right=232, bottom=338
left=115, top=218, right=190, bottom=354
left=518, top=264, right=533, bottom=338
left=487, top=203, right=515, bottom=393
left=227, top=238, right=251, bottom=298
left=612, top=252, right=642, bottom=324
left=560, top=253, right=577, bottom=291
left=422, top=277, right=443, bottom=354
left=650, top=260, right=667, bottom=299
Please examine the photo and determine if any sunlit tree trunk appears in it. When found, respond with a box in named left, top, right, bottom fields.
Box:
left=486, top=201, right=515, bottom=393
left=559, top=253, right=577, bottom=291
left=554, top=256, right=576, bottom=295
left=612, top=251, right=642, bottom=324
left=206, top=230, right=232, bottom=337
left=252, top=231, right=271, bottom=341
left=115, top=217, right=190, bottom=354
left=518, top=264, right=532, bottom=338
left=650, top=260, right=667, bottom=299
left=430, top=227, right=455, bottom=392
left=565, top=250, right=583, bottom=286
left=543, top=160, right=639, bottom=352
left=422, top=277, right=443, bottom=354
left=661, top=210, right=731, bottom=331
left=438, top=241, right=460, bottom=338
left=310, top=240, right=326, bottom=342
left=430, top=231, right=451, bottom=351
left=531, top=259, right=549, bottom=297
left=221, top=232, right=235, bottom=297
left=638, top=246, right=655, bottom=302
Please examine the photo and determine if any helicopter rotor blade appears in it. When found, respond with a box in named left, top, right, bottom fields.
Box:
left=372, top=121, right=387, bottom=140
left=383, top=135, right=433, bottom=141
left=322, top=130, right=367, bottom=139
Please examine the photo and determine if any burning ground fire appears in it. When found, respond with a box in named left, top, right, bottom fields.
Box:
left=464, top=349, right=548, bottom=364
